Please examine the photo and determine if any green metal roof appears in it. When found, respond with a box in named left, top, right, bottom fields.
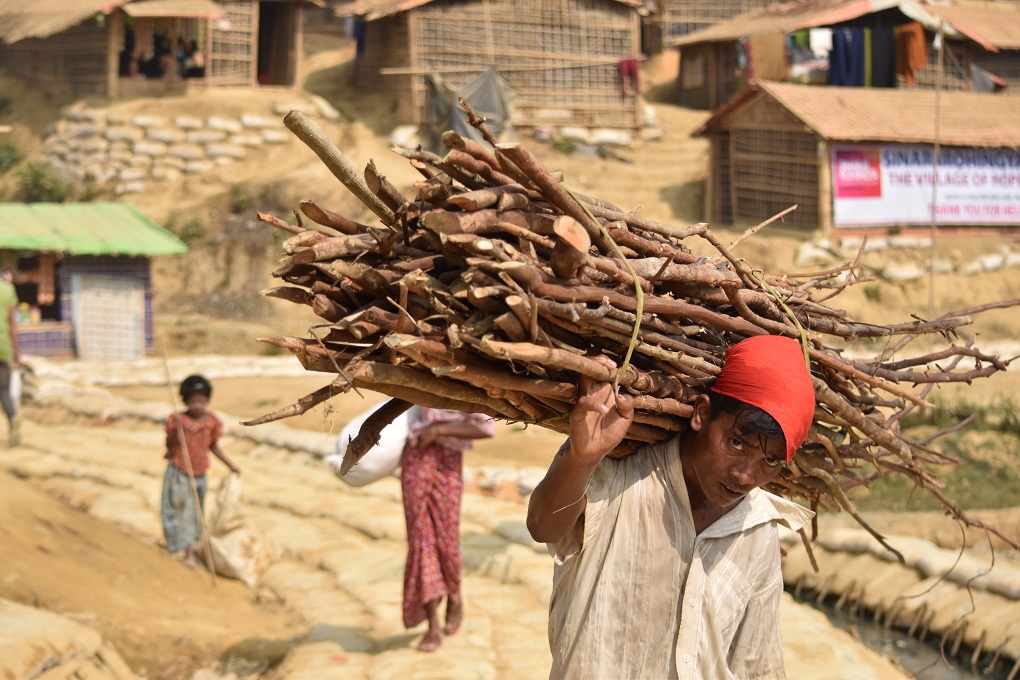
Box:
left=0, top=202, right=188, bottom=256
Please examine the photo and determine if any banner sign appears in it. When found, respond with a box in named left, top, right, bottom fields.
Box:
left=831, top=145, right=1020, bottom=227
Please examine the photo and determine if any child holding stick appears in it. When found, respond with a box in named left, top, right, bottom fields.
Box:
left=161, top=374, right=239, bottom=568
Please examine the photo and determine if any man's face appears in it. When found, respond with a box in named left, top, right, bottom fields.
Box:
left=684, top=396, right=785, bottom=509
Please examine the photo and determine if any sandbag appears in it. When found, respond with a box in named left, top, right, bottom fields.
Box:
left=204, top=474, right=280, bottom=587
left=324, top=403, right=415, bottom=487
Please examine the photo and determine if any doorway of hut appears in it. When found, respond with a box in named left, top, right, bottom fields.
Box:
left=257, top=2, right=299, bottom=86
left=117, top=15, right=209, bottom=85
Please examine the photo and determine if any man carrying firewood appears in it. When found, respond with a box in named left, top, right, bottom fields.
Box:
left=527, top=335, right=817, bottom=679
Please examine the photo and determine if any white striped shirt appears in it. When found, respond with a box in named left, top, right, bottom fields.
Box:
left=547, top=436, right=813, bottom=680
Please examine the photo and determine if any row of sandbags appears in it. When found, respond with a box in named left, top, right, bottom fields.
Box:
left=782, top=528, right=1020, bottom=678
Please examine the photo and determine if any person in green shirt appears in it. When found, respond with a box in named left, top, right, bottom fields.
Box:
left=0, top=267, right=20, bottom=446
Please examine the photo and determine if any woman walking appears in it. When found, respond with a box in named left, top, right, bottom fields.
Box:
left=401, top=408, right=494, bottom=652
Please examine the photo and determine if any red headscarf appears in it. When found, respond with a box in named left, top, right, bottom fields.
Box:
left=709, top=335, right=815, bottom=462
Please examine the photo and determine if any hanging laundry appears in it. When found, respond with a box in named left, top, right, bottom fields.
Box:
left=737, top=37, right=750, bottom=77
left=790, top=31, right=828, bottom=84
left=895, top=22, right=927, bottom=86
left=618, top=57, right=640, bottom=97
left=828, top=27, right=865, bottom=86
left=870, top=26, right=896, bottom=88
left=809, top=28, right=832, bottom=59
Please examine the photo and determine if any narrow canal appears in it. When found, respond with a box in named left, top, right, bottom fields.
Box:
left=795, top=594, right=1010, bottom=680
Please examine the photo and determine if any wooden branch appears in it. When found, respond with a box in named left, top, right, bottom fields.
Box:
left=284, top=111, right=395, bottom=226
left=340, top=397, right=414, bottom=474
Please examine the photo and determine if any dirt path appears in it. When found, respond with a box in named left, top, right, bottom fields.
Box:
left=0, top=371, right=914, bottom=679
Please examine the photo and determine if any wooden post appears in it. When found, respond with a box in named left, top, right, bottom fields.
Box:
left=407, top=11, right=420, bottom=127
left=204, top=16, right=213, bottom=86
left=704, top=135, right=717, bottom=225
left=817, top=139, right=833, bottom=235
left=107, top=10, right=123, bottom=98
left=708, top=46, right=719, bottom=111
left=250, top=1, right=260, bottom=87
left=728, top=129, right=740, bottom=224
left=292, top=3, right=303, bottom=89
left=631, top=9, right=641, bottom=129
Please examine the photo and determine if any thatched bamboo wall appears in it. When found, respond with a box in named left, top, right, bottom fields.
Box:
left=355, top=0, right=642, bottom=128
left=0, top=19, right=110, bottom=99
left=707, top=96, right=820, bottom=230
left=675, top=42, right=742, bottom=110
left=971, top=49, right=1020, bottom=94
left=354, top=15, right=416, bottom=123
left=914, top=40, right=970, bottom=92
left=210, top=0, right=258, bottom=86
left=658, top=0, right=772, bottom=41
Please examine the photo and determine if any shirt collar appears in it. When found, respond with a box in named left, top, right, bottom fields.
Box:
left=697, top=488, right=815, bottom=540
left=661, top=438, right=815, bottom=539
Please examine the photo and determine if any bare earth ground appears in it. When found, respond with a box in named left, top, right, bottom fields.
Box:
left=2, top=40, right=1020, bottom=680
left=4, top=369, right=1019, bottom=680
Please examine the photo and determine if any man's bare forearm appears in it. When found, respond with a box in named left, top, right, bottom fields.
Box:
left=526, top=442, right=602, bottom=544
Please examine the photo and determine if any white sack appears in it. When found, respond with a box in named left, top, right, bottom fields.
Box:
left=325, top=403, right=414, bottom=487
left=205, top=473, right=280, bottom=587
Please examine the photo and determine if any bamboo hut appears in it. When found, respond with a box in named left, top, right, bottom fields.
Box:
left=696, top=81, right=1020, bottom=233
left=0, top=202, right=188, bottom=360
left=927, top=4, right=1020, bottom=95
left=0, top=0, right=311, bottom=101
left=340, top=0, right=645, bottom=129
left=669, top=0, right=967, bottom=111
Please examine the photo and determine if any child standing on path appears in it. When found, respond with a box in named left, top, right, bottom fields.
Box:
left=161, top=374, right=240, bottom=568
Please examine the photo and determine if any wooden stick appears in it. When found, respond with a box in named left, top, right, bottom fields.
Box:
left=284, top=111, right=395, bottom=226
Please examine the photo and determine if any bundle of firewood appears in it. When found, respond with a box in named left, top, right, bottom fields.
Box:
left=246, top=107, right=1018, bottom=554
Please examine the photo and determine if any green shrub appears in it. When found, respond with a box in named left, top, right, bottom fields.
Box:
left=855, top=394, right=1020, bottom=511
left=178, top=216, right=206, bottom=245
left=900, top=394, right=1020, bottom=434
left=229, top=184, right=268, bottom=214
left=16, top=162, right=73, bottom=203
left=163, top=213, right=207, bottom=246
left=0, top=139, right=21, bottom=175
left=79, top=182, right=103, bottom=202
left=552, top=137, right=577, bottom=155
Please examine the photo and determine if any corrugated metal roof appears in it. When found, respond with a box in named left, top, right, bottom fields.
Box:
left=0, top=203, right=189, bottom=256
left=697, top=81, right=1020, bottom=148
left=0, top=0, right=128, bottom=44
left=123, top=0, right=225, bottom=18
left=670, top=0, right=957, bottom=48
left=338, top=0, right=642, bottom=21
left=927, top=4, right=1020, bottom=52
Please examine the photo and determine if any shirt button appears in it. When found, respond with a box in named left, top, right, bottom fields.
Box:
left=682, top=654, right=690, bottom=664
left=688, top=600, right=695, bottom=608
